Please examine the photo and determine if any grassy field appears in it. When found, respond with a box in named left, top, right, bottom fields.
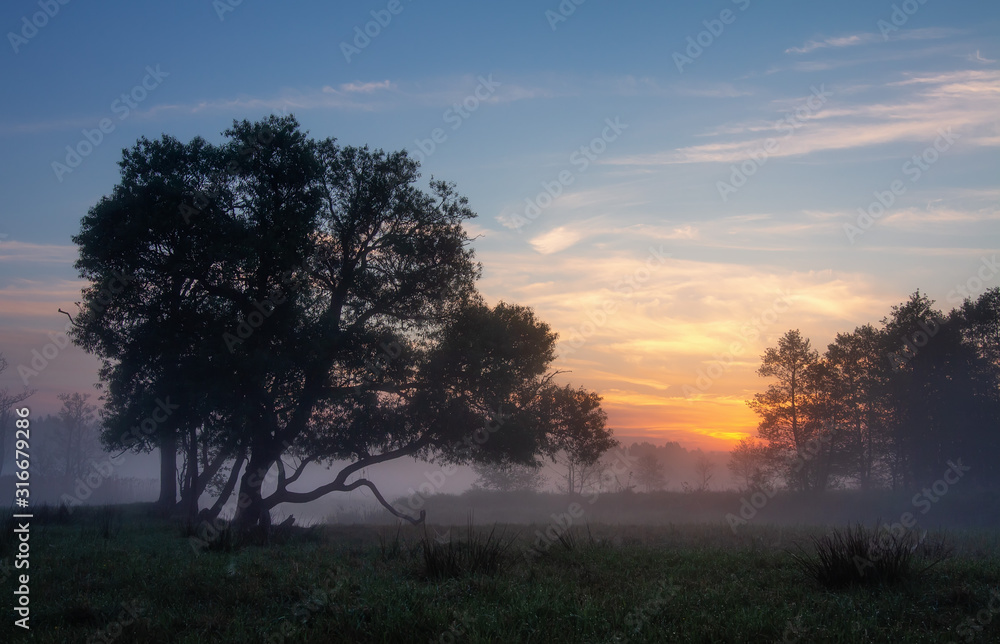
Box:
left=1, top=504, right=999, bottom=643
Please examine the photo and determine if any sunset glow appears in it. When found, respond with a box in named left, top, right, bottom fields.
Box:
left=2, top=1, right=998, bottom=454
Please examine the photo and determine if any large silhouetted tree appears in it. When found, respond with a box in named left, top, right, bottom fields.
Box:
left=71, top=116, right=314, bottom=516
left=71, top=115, right=616, bottom=534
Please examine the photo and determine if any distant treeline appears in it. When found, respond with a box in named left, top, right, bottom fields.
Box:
left=730, top=288, right=1000, bottom=493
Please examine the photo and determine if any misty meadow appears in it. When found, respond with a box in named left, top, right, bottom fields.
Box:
left=2, top=1, right=999, bottom=643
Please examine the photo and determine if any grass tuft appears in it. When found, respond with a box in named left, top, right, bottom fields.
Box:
left=421, top=520, right=516, bottom=579
left=791, top=520, right=950, bottom=589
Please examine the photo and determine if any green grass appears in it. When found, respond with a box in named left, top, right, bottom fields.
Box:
left=1, top=504, right=998, bottom=643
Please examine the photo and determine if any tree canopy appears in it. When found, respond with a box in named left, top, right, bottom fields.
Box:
left=69, top=115, right=617, bottom=531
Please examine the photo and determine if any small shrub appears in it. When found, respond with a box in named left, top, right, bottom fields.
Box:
left=791, top=521, right=949, bottom=589
left=422, top=535, right=463, bottom=579
left=420, top=521, right=515, bottom=579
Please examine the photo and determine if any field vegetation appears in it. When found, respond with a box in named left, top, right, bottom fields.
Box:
left=2, top=502, right=998, bottom=643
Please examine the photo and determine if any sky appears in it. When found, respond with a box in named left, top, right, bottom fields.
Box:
left=1, top=0, right=998, bottom=453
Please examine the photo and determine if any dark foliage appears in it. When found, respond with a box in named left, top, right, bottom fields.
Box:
left=420, top=521, right=516, bottom=579
left=791, top=521, right=950, bottom=589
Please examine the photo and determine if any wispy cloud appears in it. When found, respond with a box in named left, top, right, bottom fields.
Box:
left=0, top=75, right=559, bottom=135
left=0, top=72, right=762, bottom=138
left=607, top=68, right=1000, bottom=166
left=785, top=28, right=962, bottom=55
left=0, top=241, right=77, bottom=264
left=0, top=278, right=86, bottom=318
left=880, top=205, right=1000, bottom=229
left=673, top=83, right=751, bottom=98
left=785, top=33, right=881, bottom=55
left=529, top=226, right=586, bottom=255
left=330, top=80, right=395, bottom=94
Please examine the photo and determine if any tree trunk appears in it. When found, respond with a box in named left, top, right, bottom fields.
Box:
left=204, top=449, right=247, bottom=522
left=157, top=431, right=177, bottom=515
left=187, top=425, right=199, bottom=519
left=231, top=452, right=276, bottom=539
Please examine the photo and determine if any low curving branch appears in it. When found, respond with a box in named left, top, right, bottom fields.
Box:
left=342, top=478, right=426, bottom=525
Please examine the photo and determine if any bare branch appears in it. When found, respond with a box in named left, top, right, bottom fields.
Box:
left=341, top=478, right=425, bottom=525
left=266, top=436, right=429, bottom=506
left=283, top=455, right=316, bottom=487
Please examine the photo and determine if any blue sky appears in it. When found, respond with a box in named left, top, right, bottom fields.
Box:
left=1, top=0, right=998, bottom=449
